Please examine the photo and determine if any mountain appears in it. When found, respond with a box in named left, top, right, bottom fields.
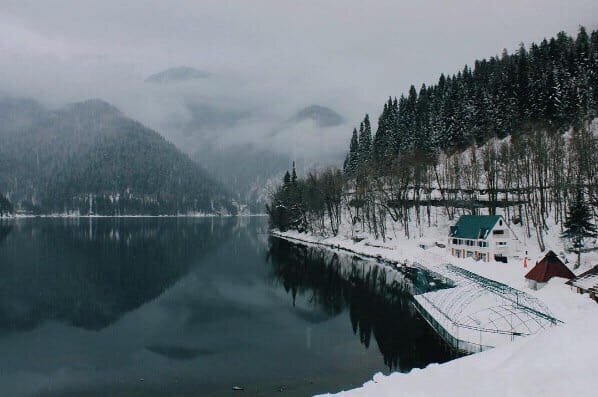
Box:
left=145, top=66, right=210, bottom=83
left=166, top=101, right=251, bottom=141
left=194, top=144, right=291, bottom=213
left=0, top=97, right=232, bottom=215
left=292, top=105, right=344, bottom=127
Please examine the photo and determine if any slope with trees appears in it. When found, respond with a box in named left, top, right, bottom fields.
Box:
left=0, top=97, right=232, bottom=215
left=269, top=27, right=598, bottom=252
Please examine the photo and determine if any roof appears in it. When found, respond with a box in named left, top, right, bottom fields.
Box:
left=449, top=215, right=502, bottom=240
left=567, top=265, right=598, bottom=290
left=525, top=251, right=575, bottom=283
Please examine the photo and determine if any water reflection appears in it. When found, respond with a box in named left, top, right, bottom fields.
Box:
left=0, top=218, right=232, bottom=333
left=145, top=345, right=216, bottom=361
left=0, top=218, right=458, bottom=397
left=0, top=221, right=12, bottom=245
left=267, top=238, right=458, bottom=371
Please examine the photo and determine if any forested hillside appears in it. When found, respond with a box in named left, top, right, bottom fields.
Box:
left=344, top=27, right=597, bottom=166
left=269, top=27, right=598, bottom=251
left=0, top=97, right=232, bottom=215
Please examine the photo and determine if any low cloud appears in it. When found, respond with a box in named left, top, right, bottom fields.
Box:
left=1, top=0, right=596, bottom=160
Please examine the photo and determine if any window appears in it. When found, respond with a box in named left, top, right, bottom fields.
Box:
left=452, top=238, right=458, bottom=245
left=478, top=241, right=487, bottom=247
left=499, top=220, right=503, bottom=226
left=493, top=230, right=505, bottom=235
left=466, top=240, right=475, bottom=246
left=497, top=241, right=507, bottom=246
left=466, top=251, right=474, bottom=258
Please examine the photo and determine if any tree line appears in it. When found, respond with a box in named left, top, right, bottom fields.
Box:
left=266, top=163, right=343, bottom=235
left=344, top=26, right=598, bottom=170
left=268, top=27, right=597, bottom=256
left=0, top=193, right=12, bottom=216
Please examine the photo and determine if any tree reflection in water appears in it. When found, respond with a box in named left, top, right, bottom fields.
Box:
left=0, top=221, right=12, bottom=245
left=0, top=218, right=232, bottom=333
left=267, top=237, right=459, bottom=371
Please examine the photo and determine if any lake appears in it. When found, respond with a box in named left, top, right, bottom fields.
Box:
left=0, top=217, right=455, bottom=397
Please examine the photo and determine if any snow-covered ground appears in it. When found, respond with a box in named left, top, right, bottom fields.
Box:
left=271, top=213, right=598, bottom=397
left=320, top=313, right=597, bottom=397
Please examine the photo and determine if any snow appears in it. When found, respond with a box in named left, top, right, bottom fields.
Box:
left=317, top=314, right=598, bottom=397
left=271, top=211, right=598, bottom=396
left=571, top=274, right=598, bottom=290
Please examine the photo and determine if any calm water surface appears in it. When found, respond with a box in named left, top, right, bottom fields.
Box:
left=0, top=218, right=455, bottom=397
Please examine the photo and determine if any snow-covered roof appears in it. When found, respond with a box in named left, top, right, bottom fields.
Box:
left=572, top=274, right=598, bottom=290
left=449, top=215, right=501, bottom=240
left=569, top=265, right=598, bottom=290
left=525, top=251, right=575, bottom=283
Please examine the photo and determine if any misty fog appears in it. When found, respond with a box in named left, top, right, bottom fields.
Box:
left=1, top=0, right=596, bottom=161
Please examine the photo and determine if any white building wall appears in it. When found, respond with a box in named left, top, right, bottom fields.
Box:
left=447, top=216, right=516, bottom=262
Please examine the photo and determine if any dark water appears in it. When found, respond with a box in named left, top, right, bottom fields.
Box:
left=0, top=218, right=455, bottom=397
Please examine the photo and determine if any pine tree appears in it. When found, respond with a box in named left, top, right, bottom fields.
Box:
left=347, top=128, right=360, bottom=178
left=283, top=170, right=291, bottom=187
left=291, top=161, right=298, bottom=184
left=561, top=188, right=597, bottom=268
left=372, top=102, right=389, bottom=168
left=358, top=114, right=372, bottom=169
left=343, top=153, right=350, bottom=175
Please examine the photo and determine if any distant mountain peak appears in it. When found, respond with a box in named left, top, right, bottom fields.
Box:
left=67, top=98, right=121, bottom=114
left=293, top=105, right=344, bottom=127
left=145, top=67, right=210, bottom=83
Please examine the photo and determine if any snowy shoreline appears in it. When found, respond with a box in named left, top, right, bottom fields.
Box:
left=270, top=229, right=598, bottom=397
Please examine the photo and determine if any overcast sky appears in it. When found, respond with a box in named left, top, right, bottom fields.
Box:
left=1, top=0, right=597, bottom=159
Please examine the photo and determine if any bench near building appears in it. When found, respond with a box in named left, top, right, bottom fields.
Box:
left=448, top=215, right=517, bottom=263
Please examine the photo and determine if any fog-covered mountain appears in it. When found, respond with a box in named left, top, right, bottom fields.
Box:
left=166, top=101, right=252, bottom=139
left=194, top=144, right=291, bottom=213
left=145, top=66, right=210, bottom=83
left=129, top=68, right=349, bottom=209
left=0, top=97, right=232, bottom=215
left=292, top=105, right=344, bottom=127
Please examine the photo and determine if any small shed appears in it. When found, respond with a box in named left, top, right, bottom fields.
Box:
left=567, top=265, right=598, bottom=302
left=524, top=251, right=575, bottom=290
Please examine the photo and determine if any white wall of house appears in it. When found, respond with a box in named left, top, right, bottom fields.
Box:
left=447, top=216, right=515, bottom=262
left=526, top=279, right=546, bottom=290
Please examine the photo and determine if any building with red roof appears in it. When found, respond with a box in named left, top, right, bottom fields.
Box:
left=524, top=251, right=575, bottom=290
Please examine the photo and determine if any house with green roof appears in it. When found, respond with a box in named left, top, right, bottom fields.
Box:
left=448, top=215, right=515, bottom=262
